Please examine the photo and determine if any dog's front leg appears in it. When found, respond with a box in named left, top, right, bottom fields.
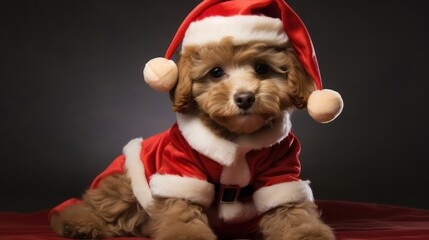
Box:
left=259, top=200, right=335, bottom=240
left=147, top=198, right=216, bottom=240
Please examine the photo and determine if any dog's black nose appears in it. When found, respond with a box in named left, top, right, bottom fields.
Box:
left=234, top=92, right=255, bottom=110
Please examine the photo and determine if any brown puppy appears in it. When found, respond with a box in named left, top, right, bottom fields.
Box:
left=50, top=38, right=335, bottom=240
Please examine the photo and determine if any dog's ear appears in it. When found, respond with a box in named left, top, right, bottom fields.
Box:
left=285, top=48, right=317, bottom=109
left=169, top=52, right=197, bottom=114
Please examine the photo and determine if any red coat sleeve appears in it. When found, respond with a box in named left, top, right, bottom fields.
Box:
left=253, top=133, right=302, bottom=190
left=155, top=125, right=210, bottom=181
left=252, top=133, right=313, bottom=213
left=147, top=125, right=215, bottom=207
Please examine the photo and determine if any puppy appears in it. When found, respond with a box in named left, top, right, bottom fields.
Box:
left=49, top=37, right=335, bottom=239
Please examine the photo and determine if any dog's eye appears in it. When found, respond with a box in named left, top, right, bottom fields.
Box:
left=209, top=67, right=225, bottom=78
left=254, top=63, right=269, bottom=75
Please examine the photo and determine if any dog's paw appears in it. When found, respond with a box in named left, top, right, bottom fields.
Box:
left=153, top=220, right=217, bottom=240
left=155, top=229, right=217, bottom=240
left=61, top=222, right=104, bottom=239
left=283, top=222, right=335, bottom=240
left=156, top=233, right=216, bottom=240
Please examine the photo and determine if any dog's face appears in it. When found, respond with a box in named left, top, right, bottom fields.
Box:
left=171, top=37, right=315, bottom=135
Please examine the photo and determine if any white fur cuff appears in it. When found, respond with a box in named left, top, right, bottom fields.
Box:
left=123, top=138, right=154, bottom=209
left=150, top=174, right=215, bottom=207
left=253, top=180, right=314, bottom=213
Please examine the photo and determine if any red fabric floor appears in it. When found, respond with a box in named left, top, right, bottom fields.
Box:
left=1, top=200, right=429, bottom=240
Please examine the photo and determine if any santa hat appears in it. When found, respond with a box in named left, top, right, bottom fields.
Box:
left=143, top=0, right=343, bottom=123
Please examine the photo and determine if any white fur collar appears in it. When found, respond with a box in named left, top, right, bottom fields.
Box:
left=176, top=111, right=292, bottom=166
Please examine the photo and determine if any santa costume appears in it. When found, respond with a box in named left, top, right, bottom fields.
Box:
left=50, top=0, right=343, bottom=238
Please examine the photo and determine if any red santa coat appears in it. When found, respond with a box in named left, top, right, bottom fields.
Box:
left=50, top=112, right=313, bottom=237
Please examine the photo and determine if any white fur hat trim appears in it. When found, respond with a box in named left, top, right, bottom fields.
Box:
left=182, top=15, right=288, bottom=49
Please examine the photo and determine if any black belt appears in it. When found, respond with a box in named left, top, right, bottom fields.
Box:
left=214, top=184, right=254, bottom=203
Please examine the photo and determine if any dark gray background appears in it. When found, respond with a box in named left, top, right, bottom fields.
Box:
left=1, top=0, right=428, bottom=212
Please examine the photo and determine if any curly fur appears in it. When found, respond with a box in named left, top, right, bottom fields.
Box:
left=50, top=38, right=334, bottom=239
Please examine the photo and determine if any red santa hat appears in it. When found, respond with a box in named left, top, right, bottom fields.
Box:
left=143, top=0, right=343, bottom=123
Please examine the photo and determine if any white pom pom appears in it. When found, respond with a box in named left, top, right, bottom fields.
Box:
left=307, top=89, right=344, bottom=123
left=143, top=57, right=178, bottom=92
